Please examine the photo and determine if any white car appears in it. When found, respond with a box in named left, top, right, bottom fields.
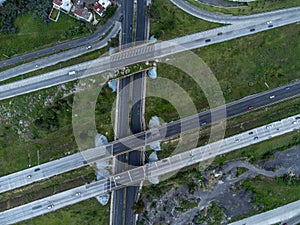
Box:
left=47, top=204, right=54, bottom=209
left=86, top=45, right=92, bottom=50
left=269, top=95, right=275, bottom=99
left=75, top=192, right=81, bottom=196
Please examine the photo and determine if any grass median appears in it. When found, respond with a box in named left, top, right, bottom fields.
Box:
left=145, top=23, right=300, bottom=124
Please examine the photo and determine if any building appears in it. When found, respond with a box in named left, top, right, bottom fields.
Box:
left=53, top=0, right=73, bottom=13
left=93, top=0, right=112, bottom=17
left=73, top=6, right=93, bottom=22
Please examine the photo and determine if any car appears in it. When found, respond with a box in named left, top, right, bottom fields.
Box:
left=285, top=86, right=290, bottom=90
left=235, top=138, right=240, bottom=142
left=200, top=121, right=207, bottom=126
left=217, top=32, right=223, bottom=36
left=75, top=192, right=81, bottom=196
left=34, top=168, right=40, bottom=172
left=250, top=28, right=255, bottom=32
left=129, top=24, right=132, bottom=30
left=248, top=131, right=254, bottom=135
left=282, top=223, right=288, bottom=225
left=118, top=15, right=123, bottom=22
left=292, top=121, right=297, bottom=125
left=86, top=45, right=92, bottom=50
left=266, top=124, right=273, bottom=129
left=27, top=175, right=32, bottom=179
left=295, top=116, right=300, bottom=120
left=269, top=95, right=275, bottom=99
left=268, top=24, right=273, bottom=28
left=47, top=204, right=54, bottom=209
left=205, top=39, right=211, bottom=43
left=35, top=64, right=39, bottom=68
left=248, top=105, right=254, bottom=110
left=266, top=20, right=272, bottom=24
left=254, top=136, right=258, bottom=140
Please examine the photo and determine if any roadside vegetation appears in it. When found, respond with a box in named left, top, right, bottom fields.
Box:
left=17, top=199, right=110, bottom=225
left=236, top=175, right=300, bottom=221
left=145, top=23, right=300, bottom=124
left=0, top=167, right=95, bottom=211
left=154, top=96, right=300, bottom=160
left=149, top=0, right=221, bottom=40
left=0, top=12, right=91, bottom=61
left=186, top=0, right=300, bottom=15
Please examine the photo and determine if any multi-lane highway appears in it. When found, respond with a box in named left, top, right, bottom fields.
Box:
left=1, top=114, right=299, bottom=224
left=1, top=79, right=300, bottom=195
left=0, top=10, right=299, bottom=101
left=0, top=6, right=122, bottom=69
left=0, top=22, right=121, bottom=82
left=111, top=0, right=135, bottom=224
left=124, top=0, right=149, bottom=223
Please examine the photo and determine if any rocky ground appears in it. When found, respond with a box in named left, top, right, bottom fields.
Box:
left=138, top=146, right=300, bottom=225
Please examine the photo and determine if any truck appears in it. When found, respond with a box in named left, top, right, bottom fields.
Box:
left=68, top=71, right=76, bottom=75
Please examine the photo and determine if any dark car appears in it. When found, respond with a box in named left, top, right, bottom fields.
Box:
left=200, top=121, right=207, bottom=126
left=268, top=24, right=273, bottom=28
left=248, top=131, right=254, bottom=135
left=250, top=28, right=255, bottom=32
left=34, top=168, right=40, bottom=172
left=129, top=24, right=132, bottom=31
left=205, top=39, right=211, bottom=43
left=118, top=15, right=123, bottom=22
left=217, top=32, right=223, bottom=36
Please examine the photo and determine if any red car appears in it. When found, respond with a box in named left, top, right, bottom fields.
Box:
left=248, top=131, right=254, bottom=135
left=248, top=105, right=254, bottom=110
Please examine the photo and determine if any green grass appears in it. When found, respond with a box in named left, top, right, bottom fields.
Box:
left=0, top=12, right=91, bottom=61
left=16, top=198, right=110, bottom=225
left=149, top=0, right=221, bottom=40
left=153, top=96, right=300, bottom=160
left=145, top=24, right=300, bottom=124
left=214, top=131, right=300, bottom=166
left=50, top=8, right=59, bottom=20
left=0, top=167, right=95, bottom=210
left=0, top=48, right=108, bottom=86
left=237, top=176, right=300, bottom=221
left=186, top=0, right=300, bottom=15
left=193, top=201, right=224, bottom=225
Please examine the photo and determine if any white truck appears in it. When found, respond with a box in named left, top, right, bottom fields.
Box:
left=68, top=71, right=76, bottom=76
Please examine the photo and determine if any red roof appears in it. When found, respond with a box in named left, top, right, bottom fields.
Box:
left=94, top=3, right=105, bottom=13
left=53, top=0, right=62, bottom=6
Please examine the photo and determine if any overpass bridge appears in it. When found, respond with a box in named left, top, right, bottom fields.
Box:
left=0, top=113, right=300, bottom=224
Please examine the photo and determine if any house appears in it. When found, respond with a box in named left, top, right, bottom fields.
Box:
left=53, top=0, right=72, bottom=13
left=73, top=6, right=93, bottom=22
left=93, top=0, right=112, bottom=17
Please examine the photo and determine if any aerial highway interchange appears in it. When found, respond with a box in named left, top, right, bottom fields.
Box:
left=0, top=0, right=299, bottom=224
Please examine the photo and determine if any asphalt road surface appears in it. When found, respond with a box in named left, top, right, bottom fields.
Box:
left=112, top=0, right=135, bottom=224
left=0, top=12, right=298, bottom=101
left=0, top=80, right=300, bottom=195
left=125, top=0, right=149, bottom=223
left=1, top=114, right=299, bottom=224
left=0, top=7, right=122, bottom=69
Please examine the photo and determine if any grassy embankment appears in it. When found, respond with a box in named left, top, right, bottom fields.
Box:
left=186, top=0, right=300, bottom=15
left=0, top=13, right=91, bottom=61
